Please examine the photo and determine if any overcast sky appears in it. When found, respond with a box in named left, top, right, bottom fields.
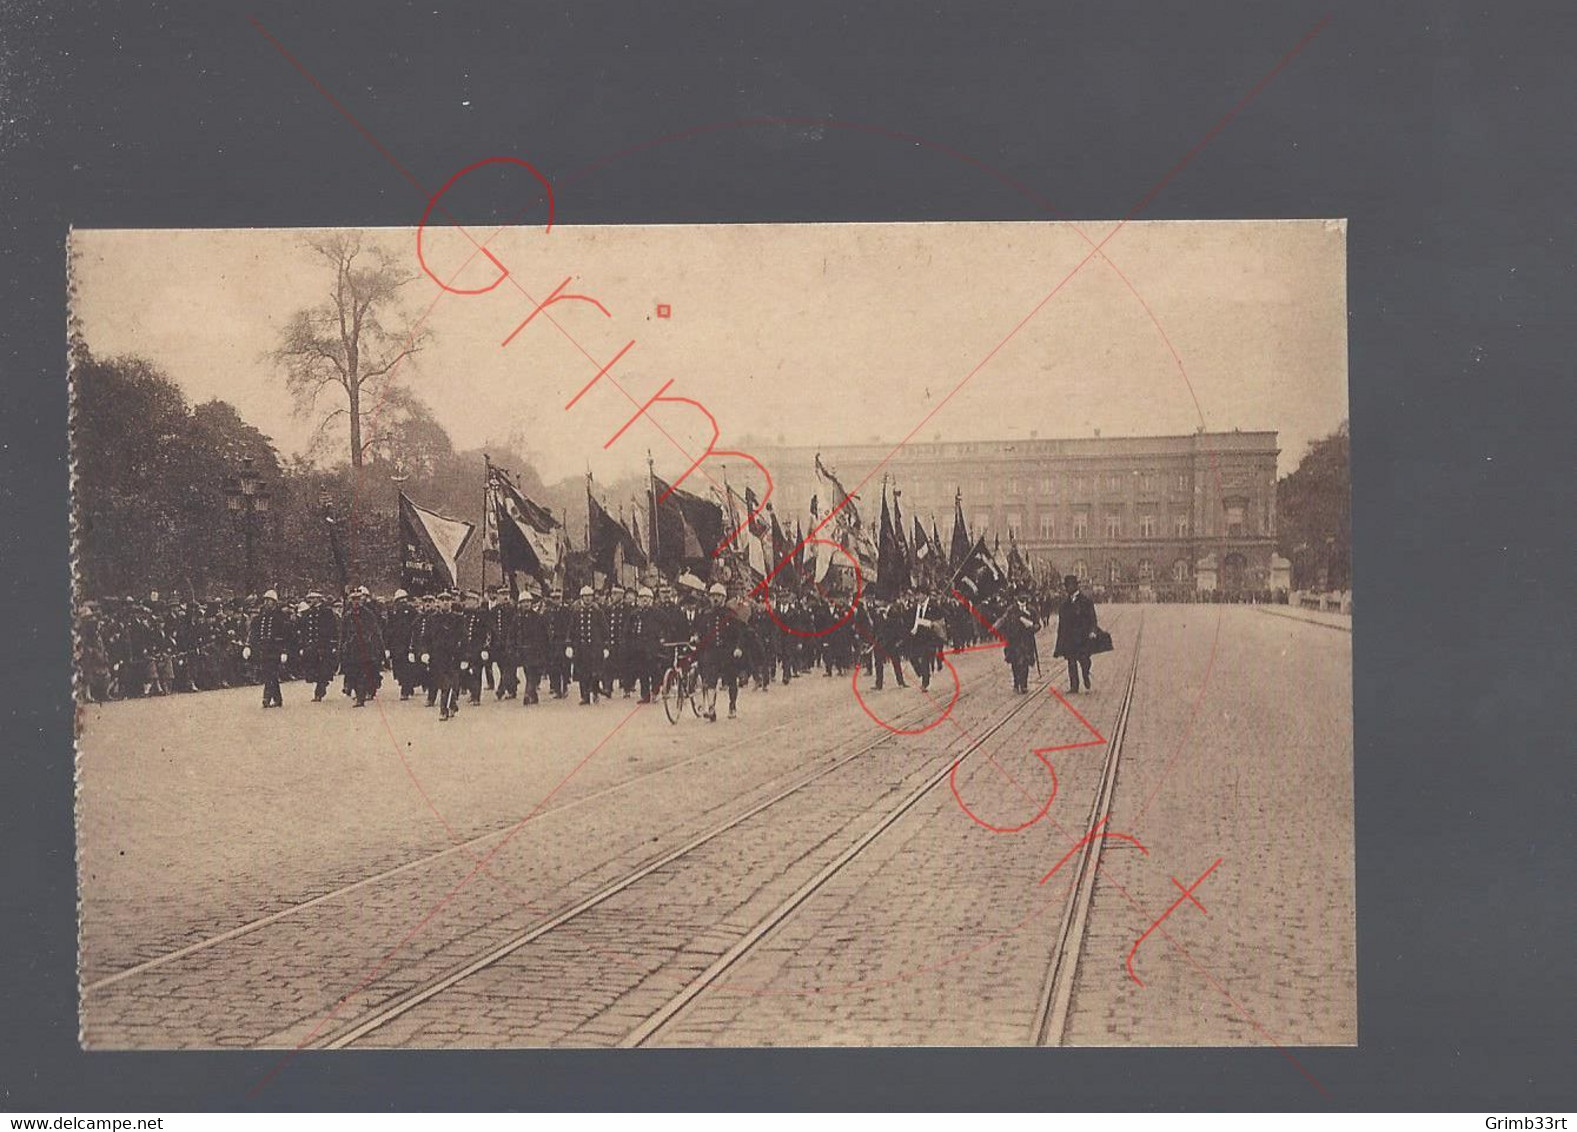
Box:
left=71, top=220, right=1347, bottom=484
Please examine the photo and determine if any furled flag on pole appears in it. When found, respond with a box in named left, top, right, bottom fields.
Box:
left=398, top=492, right=475, bottom=595
left=1007, top=534, right=1029, bottom=587
left=488, top=464, right=563, bottom=585
left=892, top=486, right=912, bottom=576
left=876, top=485, right=909, bottom=600
left=912, top=515, right=934, bottom=588
left=950, top=488, right=972, bottom=571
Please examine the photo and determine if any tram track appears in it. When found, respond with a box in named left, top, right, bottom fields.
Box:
left=82, top=693, right=845, bottom=996
left=1033, top=613, right=1145, bottom=1045
left=324, top=678, right=1029, bottom=1049
left=621, top=611, right=1146, bottom=1049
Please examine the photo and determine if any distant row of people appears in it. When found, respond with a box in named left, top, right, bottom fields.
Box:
left=74, top=573, right=1108, bottom=713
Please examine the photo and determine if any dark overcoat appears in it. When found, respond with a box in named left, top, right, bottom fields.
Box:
left=1053, top=591, right=1099, bottom=659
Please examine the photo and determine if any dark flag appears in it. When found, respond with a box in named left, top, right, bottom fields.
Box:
left=912, top=515, right=934, bottom=588
left=950, top=489, right=972, bottom=571
left=398, top=493, right=475, bottom=595
left=588, top=487, right=645, bottom=578
left=651, top=473, right=717, bottom=578
left=892, top=488, right=912, bottom=577
left=952, top=536, right=1006, bottom=606
left=768, top=505, right=790, bottom=574
left=932, top=517, right=945, bottom=572
left=1008, top=535, right=1029, bottom=586
left=625, top=503, right=647, bottom=567
left=876, top=486, right=910, bottom=600
left=488, top=465, right=563, bottom=585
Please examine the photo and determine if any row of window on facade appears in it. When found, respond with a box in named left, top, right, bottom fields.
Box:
left=979, top=512, right=1189, bottom=541
left=976, top=498, right=1255, bottom=541
left=772, top=469, right=1197, bottom=511
left=1056, top=559, right=1196, bottom=584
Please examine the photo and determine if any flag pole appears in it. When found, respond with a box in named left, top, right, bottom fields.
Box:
left=648, top=449, right=659, bottom=566
left=481, top=453, right=492, bottom=594
left=585, top=468, right=596, bottom=590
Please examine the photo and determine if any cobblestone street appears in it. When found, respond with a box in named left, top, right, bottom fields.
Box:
left=77, top=605, right=1353, bottom=1052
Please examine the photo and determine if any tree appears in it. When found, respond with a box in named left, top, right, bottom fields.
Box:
left=1276, top=420, right=1351, bottom=591
left=70, top=346, right=285, bottom=598
left=271, top=232, right=429, bottom=470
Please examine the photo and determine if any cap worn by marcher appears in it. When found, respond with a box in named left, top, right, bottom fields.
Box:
left=708, top=583, right=727, bottom=596
left=579, top=585, right=594, bottom=597
left=262, top=589, right=279, bottom=601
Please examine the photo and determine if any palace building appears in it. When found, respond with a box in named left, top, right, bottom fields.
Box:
left=749, top=430, right=1288, bottom=595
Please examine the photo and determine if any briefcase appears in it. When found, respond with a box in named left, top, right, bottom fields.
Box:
left=1088, top=628, right=1114, bottom=655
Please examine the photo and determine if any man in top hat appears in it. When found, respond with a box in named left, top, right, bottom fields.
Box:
left=511, top=586, right=549, bottom=705
left=458, top=590, right=492, bottom=705
left=1053, top=574, right=1100, bottom=694
left=567, top=585, right=607, bottom=705
left=244, top=589, right=290, bottom=708
left=340, top=587, right=386, bottom=707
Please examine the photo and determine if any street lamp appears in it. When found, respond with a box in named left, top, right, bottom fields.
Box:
left=223, top=455, right=271, bottom=597
left=320, top=486, right=349, bottom=594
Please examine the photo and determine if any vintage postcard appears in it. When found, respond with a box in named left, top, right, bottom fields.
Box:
left=70, top=219, right=1352, bottom=1050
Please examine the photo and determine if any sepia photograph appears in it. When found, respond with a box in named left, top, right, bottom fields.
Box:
left=69, top=218, right=1352, bottom=1052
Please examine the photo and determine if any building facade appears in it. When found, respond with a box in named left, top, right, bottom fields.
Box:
left=751, top=430, right=1283, bottom=596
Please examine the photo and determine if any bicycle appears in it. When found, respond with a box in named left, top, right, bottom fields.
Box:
left=658, top=640, right=713, bottom=724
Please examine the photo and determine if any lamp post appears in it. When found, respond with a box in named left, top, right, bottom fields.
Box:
left=224, top=455, right=271, bottom=597
left=320, top=486, right=349, bottom=595
left=389, top=469, right=409, bottom=594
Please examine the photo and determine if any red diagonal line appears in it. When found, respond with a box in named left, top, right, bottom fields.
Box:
left=1041, top=682, right=1105, bottom=742
left=1171, top=874, right=1209, bottom=914
left=776, top=14, right=1332, bottom=566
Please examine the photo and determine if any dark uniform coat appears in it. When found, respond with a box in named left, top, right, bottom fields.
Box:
left=1053, top=591, right=1099, bottom=659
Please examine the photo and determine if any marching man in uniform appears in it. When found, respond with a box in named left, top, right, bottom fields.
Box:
left=458, top=590, right=492, bottom=706
left=244, top=589, right=289, bottom=709
left=693, top=582, right=748, bottom=721
left=339, top=586, right=386, bottom=707
left=568, top=585, right=607, bottom=705
left=511, top=588, right=549, bottom=705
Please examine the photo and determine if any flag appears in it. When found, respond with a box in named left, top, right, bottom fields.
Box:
left=489, top=465, right=563, bottom=583
left=1007, top=535, right=1029, bottom=586
left=625, top=502, right=646, bottom=567
left=952, top=536, right=1006, bottom=606
left=814, top=452, right=878, bottom=569
left=876, top=486, right=910, bottom=600
left=651, top=472, right=719, bottom=578
left=892, top=487, right=911, bottom=569
left=912, top=515, right=934, bottom=588
left=588, top=487, right=645, bottom=579
left=950, top=489, right=972, bottom=571
left=398, top=492, right=474, bottom=594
